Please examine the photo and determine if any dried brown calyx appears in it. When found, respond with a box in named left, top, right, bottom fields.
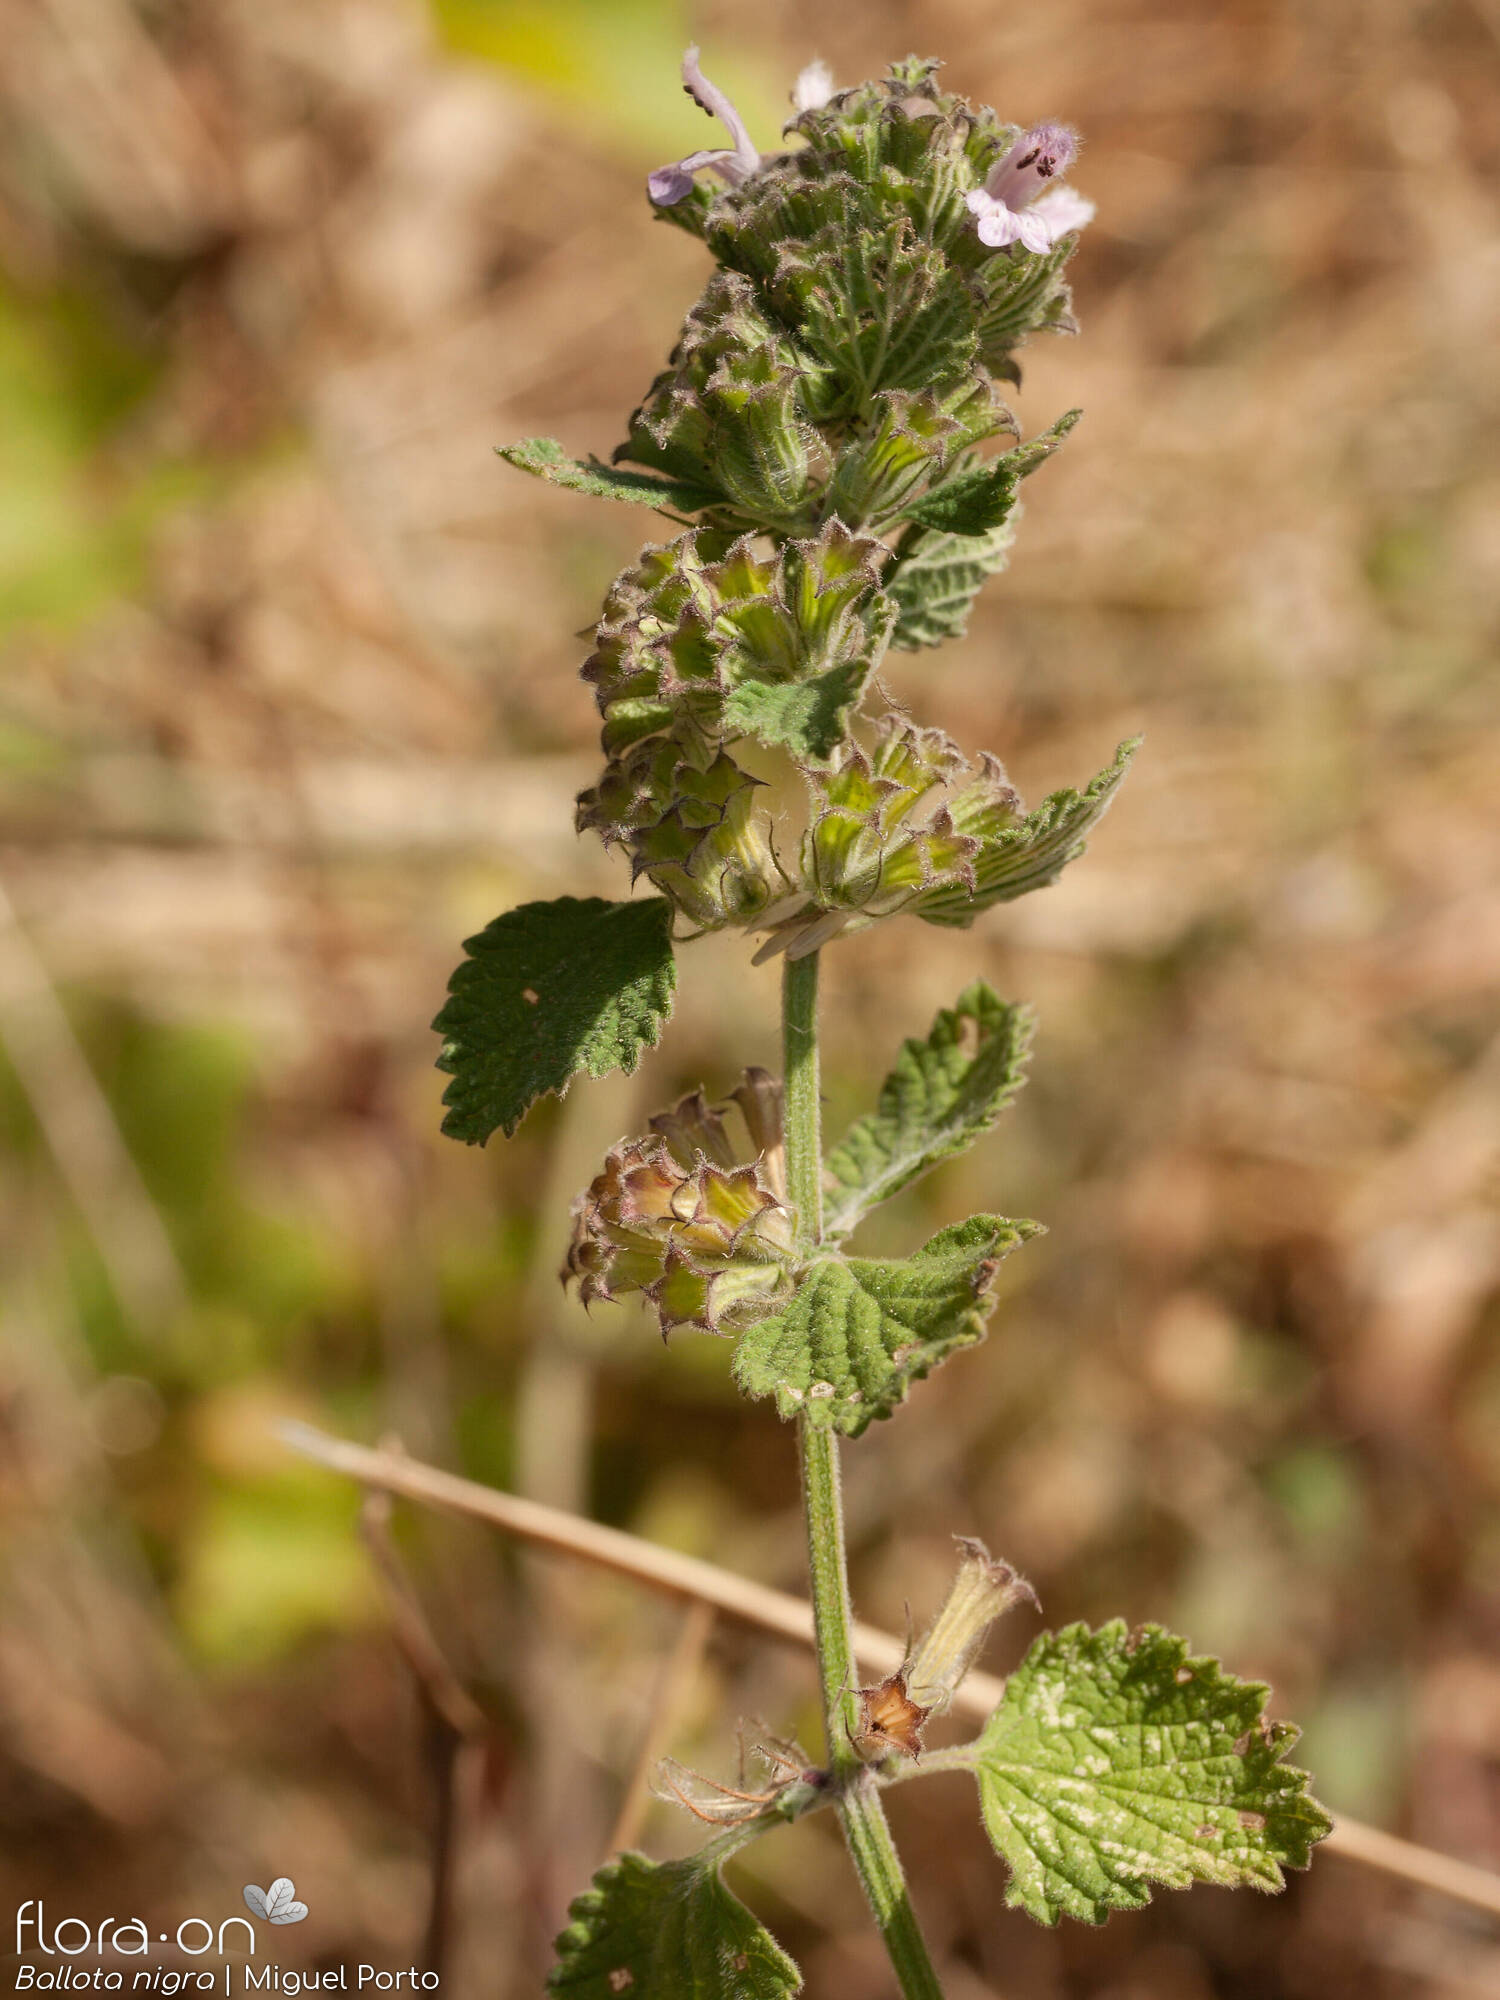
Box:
left=563, top=1069, right=795, bottom=1338
left=851, top=1538, right=1038, bottom=1763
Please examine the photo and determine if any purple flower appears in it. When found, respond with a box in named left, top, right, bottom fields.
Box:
left=648, top=47, right=762, bottom=206
left=966, top=122, right=1095, bottom=252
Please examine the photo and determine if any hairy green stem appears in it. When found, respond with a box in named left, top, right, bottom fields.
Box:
left=781, top=952, right=823, bottom=1253
left=783, top=954, right=946, bottom=2000
left=797, top=1420, right=859, bottom=1777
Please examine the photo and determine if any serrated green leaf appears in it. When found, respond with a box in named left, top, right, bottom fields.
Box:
left=548, top=1851, right=800, bottom=1999
left=732, top=1216, right=1037, bottom=1436
left=897, top=411, right=1081, bottom=537
left=885, top=519, right=1015, bottom=650
left=722, top=654, right=876, bottom=765
left=916, top=737, right=1140, bottom=925
left=823, top=982, right=1033, bottom=1239
left=433, top=897, right=675, bottom=1143
left=497, top=437, right=719, bottom=515
left=897, top=458, right=1021, bottom=536
left=970, top=1621, right=1332, bottom=1926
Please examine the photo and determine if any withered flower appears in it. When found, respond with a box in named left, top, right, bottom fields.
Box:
left=903, top=1537, right=1038, bottom=1716
left=656, top=1728, right=822, bottom=1827
left=851, top=1669, right=930, bottom=1763
left=564, top=1073, right=794, bottom=1339
left=852, top=1539, right=1038, bottom=1763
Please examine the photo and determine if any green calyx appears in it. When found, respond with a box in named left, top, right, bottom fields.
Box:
left=579, top=518, right=894, bottom=767
left=493, top=56, right=1116, bottom=958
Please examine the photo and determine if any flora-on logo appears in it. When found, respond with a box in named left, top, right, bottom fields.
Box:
left=242, top=1881, right=308, bottom=1927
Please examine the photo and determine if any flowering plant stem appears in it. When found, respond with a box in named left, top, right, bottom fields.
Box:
left=786, top=953, right=946, bottom=2000
left=428, top=50, right=1333, bottom=1990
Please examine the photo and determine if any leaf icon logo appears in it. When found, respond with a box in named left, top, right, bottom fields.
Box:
left=243, top=1880, right=309, bottom=1925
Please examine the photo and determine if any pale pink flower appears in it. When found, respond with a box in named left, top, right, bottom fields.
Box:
left=649, top=48, right=841, bottom=206
left=648, top=47, right=762, bottom=206
left=965, top=122, right=1094, bottom=251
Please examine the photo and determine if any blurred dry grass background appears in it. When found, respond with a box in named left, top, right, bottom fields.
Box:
left=0, top=0, right=1497, bottom=1993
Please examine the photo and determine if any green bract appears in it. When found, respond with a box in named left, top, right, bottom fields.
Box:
left=731, top=1214, right=1040, bottom=1437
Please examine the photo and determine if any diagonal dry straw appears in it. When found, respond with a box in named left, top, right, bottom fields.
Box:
left=282, top=1422, right=1500, bottom=1923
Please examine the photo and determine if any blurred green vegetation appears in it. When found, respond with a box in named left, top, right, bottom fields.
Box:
left=433, top=0, right=787, bottom=157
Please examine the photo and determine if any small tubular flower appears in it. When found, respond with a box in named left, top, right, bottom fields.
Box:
left=648, top=47, right=763, bottom=206
left=564, top=1076, right=796, bottom=1338
left=966, top=122, right=1094, bottom=252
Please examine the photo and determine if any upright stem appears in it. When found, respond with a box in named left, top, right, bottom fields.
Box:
left=781, top=954, right=945, bottom=2000
left=781, top=951, right=824, bottom=1251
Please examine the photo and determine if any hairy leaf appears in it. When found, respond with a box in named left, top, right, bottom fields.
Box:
left=897, top=458, right=1022, bottom=536
left=898, top=411, right=1081, bottom=536
left=548, top=1851, right=800, bottom=1999
left=886, top=519, right=1015, bottom=649
left=779, top=216, right=978, bottom=415
left=498, top=437, right=719, bottom=515
left=434, top=897, right=675, bottom=1143
left=722, top=655, right=877, bottom=765
left=823, top=982, right=1034, bottom=1239
left=971, top=1622, right=1332, bottom=1926
left=916, top=738, right=1140, bottom=925
left=732, top=1216, right=1037, bottom=1437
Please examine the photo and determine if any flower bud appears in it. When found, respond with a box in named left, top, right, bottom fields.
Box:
left=791, top=60, right=836, bottom=114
